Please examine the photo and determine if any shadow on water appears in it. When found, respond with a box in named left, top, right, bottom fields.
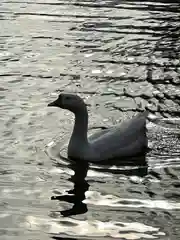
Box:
left=51, top=161, right=89, bottom=217
left=52, top=237, right=77, bottom=240
left=52, top=237, right=78, bottom=240
left=51, top=153, right=148, bottom=218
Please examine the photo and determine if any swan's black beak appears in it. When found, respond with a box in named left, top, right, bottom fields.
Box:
left=48, top=99, right=58, bottom=107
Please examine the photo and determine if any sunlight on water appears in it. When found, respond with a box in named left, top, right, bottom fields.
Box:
left=0, top=0, right=180, bottom=239
left=23, top=215, right=165, bottom=239
left=84, top=191, right=180, bottom=210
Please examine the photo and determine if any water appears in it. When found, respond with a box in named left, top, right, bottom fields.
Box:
left=0, top=0, right=180, bottom=239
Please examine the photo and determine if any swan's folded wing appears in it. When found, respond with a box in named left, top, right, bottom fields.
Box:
left=90, top=111, right=148, bottom=159
left=88, top=126, right=115, bottom=142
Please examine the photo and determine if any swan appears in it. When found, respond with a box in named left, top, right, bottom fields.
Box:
left=48, top=93, right=148, bottom=163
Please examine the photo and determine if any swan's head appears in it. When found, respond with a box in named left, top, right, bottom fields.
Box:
left=48, top=93, right=87, bottom=113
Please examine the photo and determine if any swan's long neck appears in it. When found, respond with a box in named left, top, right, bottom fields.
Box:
left=70, top=106, right=89, bottom=145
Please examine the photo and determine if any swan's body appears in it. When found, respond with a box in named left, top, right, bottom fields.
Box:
left=48, top=93, right=148, bottom=163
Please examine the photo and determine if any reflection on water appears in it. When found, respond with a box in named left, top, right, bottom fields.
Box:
left=51, top=162, right=89, bottom=217
left=0, top=0, right=180, bottom=239
left=50, top=159, right=149, bottom=218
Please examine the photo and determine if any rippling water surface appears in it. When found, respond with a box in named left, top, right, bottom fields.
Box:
left=0, top=0, right=180, bottom=239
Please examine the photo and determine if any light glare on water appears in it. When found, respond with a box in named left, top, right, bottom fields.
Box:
left=0, top=0, right=180, bottom=239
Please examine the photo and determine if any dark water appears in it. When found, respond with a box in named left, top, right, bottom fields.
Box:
left=0, top=0, right=180, bottom=239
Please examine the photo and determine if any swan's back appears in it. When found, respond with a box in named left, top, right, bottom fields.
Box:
left=89, top=111, right=148, bottom=160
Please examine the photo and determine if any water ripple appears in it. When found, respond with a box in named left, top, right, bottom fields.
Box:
left=0, top=0, right=180, bottom=239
